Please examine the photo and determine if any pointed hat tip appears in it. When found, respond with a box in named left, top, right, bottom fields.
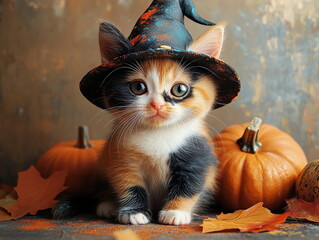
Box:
left=181, top=0, right=216, bottom=26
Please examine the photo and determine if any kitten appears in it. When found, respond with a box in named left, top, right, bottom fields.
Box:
left=93, top=22, right=225, bottom=225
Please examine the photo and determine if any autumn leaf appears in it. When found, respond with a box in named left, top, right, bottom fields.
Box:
left=0, top=184, right=17, bottom=208
left=0, top=185, right=18, bottom=221
left=0, top=208, right=12, bottom=221
left=201, top=203, right=291, bottom=233
left=0, top=184, right=14, bottom=197
left=0, top=190, right=17, bottom=209
left=113, top=229, right=142, bottom=240
left=6, top=165, right=68, bottom=219
left=286, top=198, right=319, bottom=222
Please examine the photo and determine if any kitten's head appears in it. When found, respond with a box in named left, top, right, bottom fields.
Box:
left=99, top=23, right=225, bottom=128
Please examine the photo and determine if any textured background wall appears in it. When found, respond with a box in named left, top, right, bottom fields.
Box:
left=1, top=0, right=318, bottom=185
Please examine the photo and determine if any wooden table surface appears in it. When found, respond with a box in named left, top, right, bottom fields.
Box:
left=0, top=214, right=318, bottom=240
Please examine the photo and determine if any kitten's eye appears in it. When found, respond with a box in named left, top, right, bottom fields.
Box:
left=130, top=81, right=147, bottom=95
left=171, top=83, right=189, bottom=97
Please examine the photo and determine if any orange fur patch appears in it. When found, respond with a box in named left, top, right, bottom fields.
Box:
left=204, top=166, right=217, bottom=193
left=163, top=195, right=200, bottom=211
left=98, top=142, right=150, bottom=196
left=141, top=59, right=192, bottom=90
left=181, top=76, right=216, bottom=117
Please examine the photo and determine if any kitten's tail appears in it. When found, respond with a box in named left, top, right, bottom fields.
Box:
left=52, top=195, right=97, bottom=219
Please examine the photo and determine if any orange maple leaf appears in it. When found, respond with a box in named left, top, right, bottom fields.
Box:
left=201, top=202, right=291, bottom=233
left=286, top=198, right=319, bottom=222
left=6, top=165, right=67, bottom=219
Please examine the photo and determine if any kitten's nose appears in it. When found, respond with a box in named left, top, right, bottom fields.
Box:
left=150, top=101, right=164, bottom=110
left=150, top=97, right=165, bottom=111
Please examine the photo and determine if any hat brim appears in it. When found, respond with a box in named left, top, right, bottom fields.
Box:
left=80, top=48, right=240, bottom=109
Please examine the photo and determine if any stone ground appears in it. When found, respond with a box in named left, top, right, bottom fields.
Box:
left=0, top=213, right=318, bottom=240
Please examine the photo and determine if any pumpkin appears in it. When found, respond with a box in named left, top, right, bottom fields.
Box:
left=296, top=159, right=319, bottom=202
left=214, top=117, right=307, bottom=211
left=36, top=125, right=105, bottom=195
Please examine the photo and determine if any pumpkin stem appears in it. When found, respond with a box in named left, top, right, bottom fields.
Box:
left=237, top=117, right=262, bottom=153
left=75, top=125, right=93, bottom=149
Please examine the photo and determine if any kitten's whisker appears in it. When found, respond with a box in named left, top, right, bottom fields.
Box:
left=117, top=114, right=137, bottom=149
left=180, top=58, right=203, bottom=70
left=103, top=111, right=132, bottom=129
left=207, top=113, right=227, bottom=128
left=108, top=116, right=130, bottom=153
left=103, top=106, right=146, bottom=133
left=187, top=65, right=219, bottom=79
left=126, top=60, right=145, bottom=76
left=99, top=66, right=135, bottom=89
left=123, top=112, right=143, bottom=148
left=89, top=96, right=107, bottom=105
left=119, top=112, right=143, bottom=149
left=200, top=117, right=226, bottom=155
left=88, top=109, right=108, bottom=126
left=92, top=106, right=142, bottom=127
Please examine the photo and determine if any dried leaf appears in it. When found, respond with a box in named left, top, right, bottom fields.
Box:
left=0, top=208, right=12, bottom=221
left=0, top=190, right=17, bottom=209
left=0, top=184, right=14, bottom=198
left=0, top=184, right=13, bottom=194
left=0, top=185, right=17, bottom=221
left=0, top=184, right=17, bottom=208
left=201, top=202, right=291, bottom=233
left=286, top=198, right=319, bottom=222
left=6, top=165, right=68, bottom=219
left=113, top=229, right=142, bottom=240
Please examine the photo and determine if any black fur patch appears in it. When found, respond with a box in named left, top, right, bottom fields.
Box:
left=166, top=136, right=215, bottom=201
left=196, top=189, right=216, bottom=214
left=162, top=87, right=193, bottom=105
left=102, top=70, right=137, bottom=109
left=52, top=195, right=97, bottom=219
left=118, top=186, right=152, bottom=219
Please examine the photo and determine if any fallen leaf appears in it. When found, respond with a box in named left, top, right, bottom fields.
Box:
left=286, top=198, right=319, bottom=222
left=0, top=208, right=11, bottom=221
left=0, top=184, right=14, bottom=198
left=0, top=184, right=18, bottom=221
left=0, top=190, right=17, bottom=209
left=0, top=184, right=13, bottom=194
left=113, top=229, right=142, bottom=240
left=6, top=165, right=68, bottom=219
left=201, top=202, right=291, bottom=233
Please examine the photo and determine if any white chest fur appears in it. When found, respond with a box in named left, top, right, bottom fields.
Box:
left=124, top=119, right=202, bottom=211
left=127, top=119, right=201, bottom=161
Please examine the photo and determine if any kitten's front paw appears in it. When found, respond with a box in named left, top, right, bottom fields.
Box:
left=118, top=209, right=151, bottom=225
left=158, top=210, right=191, bottom=225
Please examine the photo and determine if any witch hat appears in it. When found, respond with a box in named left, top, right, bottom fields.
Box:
left=80, top=0, right=240, bottom=109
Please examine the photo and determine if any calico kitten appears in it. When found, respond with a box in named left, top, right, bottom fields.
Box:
left=92, top=22, right=225, bottom=225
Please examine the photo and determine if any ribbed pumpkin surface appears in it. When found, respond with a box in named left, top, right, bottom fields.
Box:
left=36, top=126, right=105, bottom=195
left=214, top=118, right=307, bottom=211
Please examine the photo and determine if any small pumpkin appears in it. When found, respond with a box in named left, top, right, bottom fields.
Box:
left=296, top=159, right=319, bottom=202
left=214, top=117, right=307, bottom=211
left=36, top=125, right=105, bottom=195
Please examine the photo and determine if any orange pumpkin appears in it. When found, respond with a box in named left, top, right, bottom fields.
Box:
left=295, top=159, right=319, bottom=202
left=36, top=126, right=105, bottom=195
left=214, top=117, right=307, bottom=211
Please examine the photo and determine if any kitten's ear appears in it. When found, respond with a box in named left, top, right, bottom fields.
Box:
left=99, top=22, right=132, bottom=63
left=187, top=23, right=225, bottom=59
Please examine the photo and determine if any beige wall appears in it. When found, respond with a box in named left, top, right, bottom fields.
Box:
left=1, top=0, right=318, bottom=184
